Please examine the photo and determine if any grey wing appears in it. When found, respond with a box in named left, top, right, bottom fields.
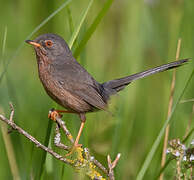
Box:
left=52, top=62, right=107, bottom=111
left=63, top=81, right=107, bottom=110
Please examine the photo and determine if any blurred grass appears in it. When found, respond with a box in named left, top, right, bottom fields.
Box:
left=68, top=0, right=94, bottom=49
left=0, top=0, right=72, bottom=83
left=73, top=0, right=114, bottom=58
left=137, top=68, right=194, bottom=180
left=0, top=0, right=193, bottom=179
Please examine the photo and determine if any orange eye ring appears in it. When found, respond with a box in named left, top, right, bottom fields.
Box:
left=45, top=40, right=53, bottom=47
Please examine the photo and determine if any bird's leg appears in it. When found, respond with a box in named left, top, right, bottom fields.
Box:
left=48, top=108, right=75, bottom=121
left=48, top=109, right=86, bottom=156
left=65, top=113, right=86, bottom=156
left=74, top=113, right=86, bottom=147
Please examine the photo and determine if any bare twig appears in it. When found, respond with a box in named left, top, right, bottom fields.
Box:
left=9, top=102, right=14, bottom=122
left=84, top=148, right=108, bottom=174
left=94, top=159, right=108, bottom=175
left=107, top=153, right=121, bottom=180
left=0, top=106, right=20, bottom=180
left=54, top=124, right=69, bottom=150
left=52, top=114, right=75, bottom=144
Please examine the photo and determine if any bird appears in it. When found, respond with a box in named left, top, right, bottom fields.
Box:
left=25, top=33, right=189, bottom=148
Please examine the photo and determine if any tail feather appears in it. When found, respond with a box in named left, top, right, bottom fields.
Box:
left=101, top=58, right=189, bottom=100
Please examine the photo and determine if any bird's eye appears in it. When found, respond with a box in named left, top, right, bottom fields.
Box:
left=45, top=40, right=53, bottom=47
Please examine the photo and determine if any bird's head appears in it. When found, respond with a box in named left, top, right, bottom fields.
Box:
left=25, top=33, right=72, bottom=63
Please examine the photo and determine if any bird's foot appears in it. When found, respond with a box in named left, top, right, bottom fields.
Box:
left=65, top=143, right=83, bottom=157
left=48, top=108, right=62, bottom=121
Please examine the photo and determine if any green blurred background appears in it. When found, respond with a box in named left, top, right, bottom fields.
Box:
left=0, top=0, right=193, bottom=179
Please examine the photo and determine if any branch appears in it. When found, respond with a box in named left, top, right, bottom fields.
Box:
left=107, top=153, right=121, bottom=180
left=0, top=103, right=121, bottom=179
left=52, top=112, right=75, bottom=144
left=0, top=109, right=72, bottom=165
left=54, top=124, right=69, bottom=150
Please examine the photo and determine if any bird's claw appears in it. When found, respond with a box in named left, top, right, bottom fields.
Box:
left=65, top=143, right=83, bottom=157
left=48, top=109, right=62, bottom=121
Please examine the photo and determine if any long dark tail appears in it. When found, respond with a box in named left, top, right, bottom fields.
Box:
left=102, top=58, right=189, bottom=101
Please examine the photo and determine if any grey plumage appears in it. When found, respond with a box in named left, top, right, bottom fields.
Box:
left=101, top=58, right=189, bottom=101
left=27, top=33, right=189, bottom=113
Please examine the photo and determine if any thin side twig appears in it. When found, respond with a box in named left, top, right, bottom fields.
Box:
left=0, top=106, right=20, bottom=180
left=55, top=115, right=74, bottom=144
left=107, top=153, right=121, bottom=180
left=9, top=102, right=14, bottom=122
left=84, top=148, right=108, bottom=174
left=54, top=124, right=69, bottom=150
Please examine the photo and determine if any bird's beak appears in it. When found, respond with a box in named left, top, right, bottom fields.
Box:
left=25, top=40, right=41, bottom=47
